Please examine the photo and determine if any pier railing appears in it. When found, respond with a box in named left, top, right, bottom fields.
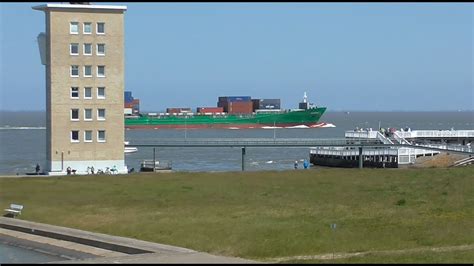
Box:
left=129, top=138, right=384, bottom=147
left=310, top=147, right=398, bottom=156
left=410, top=143, right=473, bottom=154
left=396, top=130, right=474, bottom=139
left=126, top=138, right=473, bottom=154
left=392, top=132, right=412, bottom=145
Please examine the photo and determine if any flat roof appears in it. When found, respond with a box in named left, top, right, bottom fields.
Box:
left=32, top=3, right=127, bottom=11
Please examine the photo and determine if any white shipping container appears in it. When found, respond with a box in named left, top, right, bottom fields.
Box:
left=124, top=108, right=133, bottom=115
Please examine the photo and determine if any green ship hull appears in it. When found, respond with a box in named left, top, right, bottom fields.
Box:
left=125, top=107, right=327, bottom=129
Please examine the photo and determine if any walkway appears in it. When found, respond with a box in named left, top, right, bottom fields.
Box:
left=0, top=217, right=257, bottom=264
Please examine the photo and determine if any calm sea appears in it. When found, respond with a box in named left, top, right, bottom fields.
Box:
left=0, top=111, right=473, bottom=174
left=0, top=242, right=64, bottom=263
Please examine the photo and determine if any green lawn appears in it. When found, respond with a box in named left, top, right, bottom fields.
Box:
left=1, top=167, right=473, bottom=263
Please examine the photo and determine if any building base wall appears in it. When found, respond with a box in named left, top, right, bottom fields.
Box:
left=48, top=160, right=128, bottom=175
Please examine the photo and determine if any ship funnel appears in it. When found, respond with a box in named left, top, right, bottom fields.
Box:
left=37, top=32, right=47, bottom=65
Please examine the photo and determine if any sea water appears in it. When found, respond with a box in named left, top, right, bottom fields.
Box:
left=0, top=242, right=64, bottom=263
left=0, top=111, right=473, bottom=174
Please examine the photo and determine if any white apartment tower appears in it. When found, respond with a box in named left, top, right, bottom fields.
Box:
left=33, top=3, right=128, bottom=174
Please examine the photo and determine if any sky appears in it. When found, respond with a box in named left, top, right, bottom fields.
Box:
left=0, top=2, right=473, bottom=112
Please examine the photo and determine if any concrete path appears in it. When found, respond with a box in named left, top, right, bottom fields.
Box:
left=0, top=217, right=258, bottom=264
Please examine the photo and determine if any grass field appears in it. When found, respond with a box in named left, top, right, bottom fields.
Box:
left=1, top=167, right=473, bottom=263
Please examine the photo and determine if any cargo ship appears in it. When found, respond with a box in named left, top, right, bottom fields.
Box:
left=125, top=92, right=327, bottom=129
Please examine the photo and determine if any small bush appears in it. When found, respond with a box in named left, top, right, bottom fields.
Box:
left=396, top=199, right=406, bottom=206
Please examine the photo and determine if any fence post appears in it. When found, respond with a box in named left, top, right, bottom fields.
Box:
left=153, top=147, right=156, bottom=172
left=241, top=147, right=246, bottom=171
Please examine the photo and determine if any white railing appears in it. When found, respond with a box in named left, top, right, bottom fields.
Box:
left=452, top=157, right=474, bottom=167
left=311, top=146, right=441, bottom=165
left=413, top=143, right=473, bottom=153
left=344, top=130, right=395, bottom=145
left=310, top=147, right=398, bottom=156
left=377, top=132, right=394, bottom=145
left=396, top=130, right=474, bottom=139
left=345, top=131, right=379, bottom=139
left=393, top=131, right=412, bottom=145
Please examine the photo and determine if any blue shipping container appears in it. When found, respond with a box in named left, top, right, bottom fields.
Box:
left=219, top=96, right=251, bottom=102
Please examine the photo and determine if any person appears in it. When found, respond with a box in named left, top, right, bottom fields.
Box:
left=294, top=160, right=298, bottom=169
left=111, top=165, right=117, bottom=174
left=66, top=166, right=71, bottom=175
left=90, top=166, right=95, bottom=174
left=35, top=164, right=40, bottom=175
left=303, top=159, right=309, bottom=169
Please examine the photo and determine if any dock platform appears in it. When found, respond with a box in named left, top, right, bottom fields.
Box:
left=310, top=129, right=473, bottom=168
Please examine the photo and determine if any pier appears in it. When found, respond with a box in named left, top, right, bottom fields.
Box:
left=125, top=135, right=473, bottom=170
left=310, top=129, right=473, bottom=168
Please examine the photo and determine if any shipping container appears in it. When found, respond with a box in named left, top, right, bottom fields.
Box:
left=197, top=107, right=224, bottom=113
left=124, top=108, right=133, bottom=115
left=132, top=104, right=140, bottom=112
left=227, top=101, right=253, bottom=114
left=217, top=101, right=226, bottom=110
left=124, top=102, right=134, bottom=108
left=252, top=99, right=260, bottom=111
left=124, top=91, right=134, bottom=103
left=218, top=96, right=251, bottom=103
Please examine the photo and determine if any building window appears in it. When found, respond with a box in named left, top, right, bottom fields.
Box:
left=97, top=87, right=105, bottom=99
left=71, top=130, right=80, bottom=142
left=70, top=22, right=79, bottom=34
left=71, top=65, right=79, bottom=77
left=97, top=109, right=106, bottom=120
left=84, top=130, right=93, bottom=142
left=84, top=109, right=92, bottom=121
left=70, top=43, right=79, bottom=55
left=97, top=22, right=105, bottom=34
left=97, top=66, right=105, bottom=77
left=84, top=87, right=92, bottom=99
left=83, top=22, right=92, bottom=34
left=84, top=66, right=92, bottom=77
left=83, top=43, right=92, bottom=55
left=97, top=130, right=106, bottom=142
left=71, top=87, right=79, bottom=99
left=97, top=44, right=105, bottom=56
left=71, top=109, right=79, bottom=121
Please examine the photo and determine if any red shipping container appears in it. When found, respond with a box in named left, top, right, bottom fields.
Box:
left=197, top=107, right=224, bottom=113
left=124, top=103, right=134, bottom=108
left=228, top=101, right=253, bottom=114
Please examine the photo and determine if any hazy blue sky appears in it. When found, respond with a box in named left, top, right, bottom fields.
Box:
left=1, top=2, right=473, bottom=111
